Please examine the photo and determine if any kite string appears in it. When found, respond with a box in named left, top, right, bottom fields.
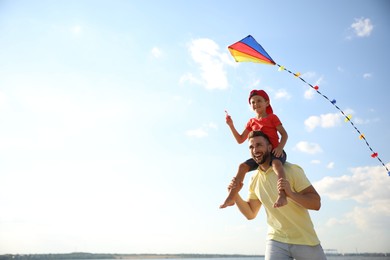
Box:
left=225, top=67, right=241, bottom=115
left=226, top=82, right=234, bottom=109
left=276, top=64, right=390, bottom=176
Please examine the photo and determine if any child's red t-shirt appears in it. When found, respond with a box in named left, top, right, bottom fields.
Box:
left=245, top=114, right=282, bottom=148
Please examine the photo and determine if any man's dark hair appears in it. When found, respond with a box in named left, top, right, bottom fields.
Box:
left=248, top=130, right=271, bottom=144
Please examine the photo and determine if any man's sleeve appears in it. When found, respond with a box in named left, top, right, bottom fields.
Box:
left=289, top=164, right=311, bottom=192
left=248, top=174, right=259, bottom=200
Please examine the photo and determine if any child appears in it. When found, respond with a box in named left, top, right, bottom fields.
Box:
left=220, top=89, right=288, bottom=209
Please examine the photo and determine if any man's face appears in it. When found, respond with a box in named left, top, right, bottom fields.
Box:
left=249, top=136, right=272, bottom=165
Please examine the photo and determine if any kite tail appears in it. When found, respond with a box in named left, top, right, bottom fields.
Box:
left=276, top=64, right=390, bottom=176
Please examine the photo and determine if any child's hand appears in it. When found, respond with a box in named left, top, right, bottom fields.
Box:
left=225, top=114, right=233, bottom=126
left=273, top=146, right=283, bottom=158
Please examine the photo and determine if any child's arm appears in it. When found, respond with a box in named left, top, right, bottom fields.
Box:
left=273, top=124, right=288, bottom=157
left=226, top=114, right=250, bottom=144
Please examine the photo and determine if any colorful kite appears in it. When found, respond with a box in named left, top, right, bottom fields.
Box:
left=228, top=35, right=389, bottom=176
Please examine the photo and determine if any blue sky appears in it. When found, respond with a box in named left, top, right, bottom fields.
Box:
left=0, top=0, right=389, bottom=255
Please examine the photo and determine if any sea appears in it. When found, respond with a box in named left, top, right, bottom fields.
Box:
left=58, top=256, right=390, bottom=260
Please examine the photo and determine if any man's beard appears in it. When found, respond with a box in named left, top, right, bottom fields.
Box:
left=253, top=151, right=271, bottom=165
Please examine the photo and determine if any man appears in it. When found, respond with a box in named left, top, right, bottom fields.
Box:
left=230, top=130, right=327, bottom=260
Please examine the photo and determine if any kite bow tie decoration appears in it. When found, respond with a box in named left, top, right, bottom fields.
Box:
left=228, top=35, right=389, bottom=176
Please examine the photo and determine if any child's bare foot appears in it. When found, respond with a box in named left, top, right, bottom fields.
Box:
left=220, top=198, right=235, bottom=209
left=273, top=195, right=288, bottom=208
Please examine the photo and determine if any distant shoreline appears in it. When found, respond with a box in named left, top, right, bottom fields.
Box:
left=0, top=252, right=389, bottom=260
left=0, top=253, right=262, bottom=260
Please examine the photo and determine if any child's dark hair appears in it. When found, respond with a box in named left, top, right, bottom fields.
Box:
left=248, top=131, right=271, bottom=144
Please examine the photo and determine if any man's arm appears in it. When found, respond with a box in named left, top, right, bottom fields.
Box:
left=229, top=179, right=262, bottom=219
left=278, top=179, right=321, bottom=210
left=235, top=194, right=262, bottom=220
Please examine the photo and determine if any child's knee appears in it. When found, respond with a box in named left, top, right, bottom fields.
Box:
left=239, top=162, right=250, bottom=172
left=272, top=159, right=283, bottom=168
left=273, top=158, right=282, bottom=164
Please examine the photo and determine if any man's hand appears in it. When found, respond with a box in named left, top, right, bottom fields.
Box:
left=277, top=178, right=321, bottom=210
left=228, top=177, right=244, bottom=193
left=220, top=177, right=244, bottom=209
left=277, top=178, right=292, bottom=197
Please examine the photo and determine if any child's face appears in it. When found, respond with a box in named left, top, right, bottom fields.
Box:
left=250, top=95, right=269, bottom=114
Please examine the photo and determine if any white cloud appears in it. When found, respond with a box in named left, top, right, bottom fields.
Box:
left=327, top=162, right=335, bottom=169
left=207, top=122, right=218, bottom=130
left=314, top=164, right=390, bottom=235
left=186, top=128, right=208, bottom=138
left=172, top=95, right=193, bottom=105
left=0, top=136, right=35, bottom=152
left=293, top=141, right=322, bottom=154
left=311, top=160, right=321, bottom=164
left=179, top=73, right=202, bottom=85
left=151, top=47, right=162, bottom=58
left=274, top=89, right=291, bottom=100
left=304, top=88, right=315, bottom=100
left=185, top=122, right=217, bottom=138
left=304, top=115, right=320, bottom=131
left=315, top=165, right=390, bottom=203
left=325, top=217, right=349, bottom=227
left=250, top=79, right=261, bottom=88
left=302, top=71, right=316, bottom=79
left=353, top=117, right=368, bottom=124
left=0, top=91, right=8, bottom=109
left=185, top=38, right=230, bottom=90
left=363, top=73, right=372, bottom=79
left=351, top=17, right=373, bottom=37
left=304, top=113, right=341, bottom=131
left=304, top=75, right=324, bottom=100
left=71, top=25, right=82, bottom=34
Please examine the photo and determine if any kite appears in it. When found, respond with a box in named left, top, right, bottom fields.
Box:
left=228, top=35, right=389, bottom=176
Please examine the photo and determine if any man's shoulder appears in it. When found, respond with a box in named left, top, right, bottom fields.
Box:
left=284, top=162, right=311, bottom=190
left=284, top=162, right=306, bottom=177
left=284, top=162, right=303, bottom=171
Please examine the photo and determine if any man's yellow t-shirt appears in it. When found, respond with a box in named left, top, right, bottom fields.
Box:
left=248, top=162, right=321, bottom=246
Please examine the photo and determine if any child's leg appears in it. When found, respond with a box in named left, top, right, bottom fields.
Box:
left=273, top=159, right=288, bottom=208
left=219, top=162, right=250, bottom=209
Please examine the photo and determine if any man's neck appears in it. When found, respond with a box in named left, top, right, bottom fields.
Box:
left=258, top=161, right=272, bottom=172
